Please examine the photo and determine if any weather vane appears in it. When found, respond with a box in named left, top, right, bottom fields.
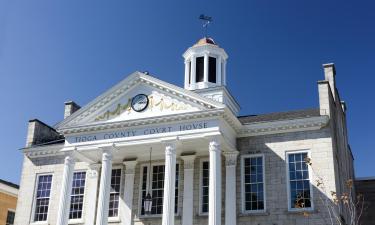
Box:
left=199, top=14, right=212, bottom=37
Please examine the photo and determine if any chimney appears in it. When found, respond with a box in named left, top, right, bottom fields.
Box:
left=26, top=119, right=63, bottom=147
left=323, top=63, right=336, bottom=100
left=64, top=101, right=81, bottom=119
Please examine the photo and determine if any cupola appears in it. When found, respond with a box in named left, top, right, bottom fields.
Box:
left=183, top=37, right=228, bottom=90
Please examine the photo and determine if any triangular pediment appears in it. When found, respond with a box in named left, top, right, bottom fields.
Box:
left=56, top=72, right=225, bottom=131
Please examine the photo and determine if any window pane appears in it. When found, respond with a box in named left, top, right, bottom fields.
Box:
left=69, top=172, right=86, bottom=219
left=196, top=57, right=204, bottom=82
left=243, top=156, right=264, bottom=211
left=288, top=152, right=312, bottom=209
left=141, top=164, right=179, bottom=215
left=201, top=161, right=210, bottom=213
left=6, top=211, right=15, bottom=225
left=34, top=175, right=53, bottom=222
left=208, top=57, right=216, bottom=83
left=109, top=169, right=121, bottom=217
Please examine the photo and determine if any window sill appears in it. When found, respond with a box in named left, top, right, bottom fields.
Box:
left=68, top=219, right=84, bottom=224
left=30, top=222, right=49, bottom=225
left=108, top=217, right=121, bottom=223
left=286, top=208, right=316, bottom=214
left=135, top=214, right=181, bottom=220
left=239, top=211, right=269, bottom=216
left=196, top=213, right=208, bottom=217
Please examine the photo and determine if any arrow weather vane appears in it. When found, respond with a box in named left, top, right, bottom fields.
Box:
left=199, top=14, right=212, bottom=37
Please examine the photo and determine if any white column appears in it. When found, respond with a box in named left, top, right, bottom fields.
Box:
left=224, top=152, right=239, bottom=225
left=56, top=154, right=76, bottom=225
left=209, top=140, right=221, bottom=225
left=162, top=143, right=177, bottom=225
left=181, top=155, right=196, bottom=225
left=95, top=150, right=113, bottom=225
left=121, top=160, right=137, bottom=225
left=191, top=56, right=196, bottom=87
left=184, top=60, right=190, bottom=89
left=217, top=56, right=222, bottom=85
left=84, top=164, right=100, bottom=225
left=204, top=53, right=209, bottom=83
left=223, top=60, right=227, bottom=86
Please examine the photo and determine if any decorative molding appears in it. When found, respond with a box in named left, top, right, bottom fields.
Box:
left=88, top=163, right=101, bottom=178
left=237, top=116, right=329, bottom=137
left=181, top=155, right=196, bottom=170
left=123, top=160, right=137, bottom=174
left=209, top=140, right=220, bottom=153
left=56, top=72, right=225, bottom=130
left=223, top=151, right=239, bottom=166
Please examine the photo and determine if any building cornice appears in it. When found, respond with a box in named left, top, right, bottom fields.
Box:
left=237, top=116, right=329, bottom=137
left=0, top=183, right=18, bottom=197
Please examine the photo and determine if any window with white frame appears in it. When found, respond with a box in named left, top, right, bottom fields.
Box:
left=33, top=174, right=53, bottom=222
left=287, top=151, right=312, bottom=210
left=6, top=210, right=15, bottom=225
left=140, top=164, right=179, bottom=215
left=109, top=168, right=122, bottom=217
left=69, top=171, right=86, bottom=220
left=242, top=155, right=265, bottom=212
left=200, top=161, right=209, bottom=214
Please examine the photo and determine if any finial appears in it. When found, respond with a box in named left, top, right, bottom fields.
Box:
left=199, top=14, right=213, bottom=37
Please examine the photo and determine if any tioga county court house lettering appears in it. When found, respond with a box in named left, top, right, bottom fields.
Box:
left=15, top=37, right=356, bottom=225
left=70, top=121, right=212, bottom=143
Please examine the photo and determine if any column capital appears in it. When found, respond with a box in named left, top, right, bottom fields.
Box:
left=209, top=140, right=221, bottom=152
left=223, top=151, right=239, bottom=167
left=88, top=163, right=101, bottom=178
left=181, top=154, right=196, bottom=170
left=123, top=159, right=137, bottom=174
left=64, top=154, right=76, bottom=165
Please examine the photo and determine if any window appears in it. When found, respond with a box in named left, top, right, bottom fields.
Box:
left=208, top=57, right=216, bottom=83
left=140, top=164, right=179, bottom=215
left=287, top=151, right=312, bottom=210
left=196, top=57, right=204, bottom=82
left=242, top=155, right=265, bottom=212
left=34, top=174, right=53, bottom=222
left=200, top=161, right=209, bottom=214
left=109, top=169, right=122, bottom=217
left=6, top=210, right=15, bottom=225
left=69, top=171, right=86, bottom=220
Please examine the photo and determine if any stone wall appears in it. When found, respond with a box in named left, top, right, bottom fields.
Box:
left=355, top=178, right=375, bottom=225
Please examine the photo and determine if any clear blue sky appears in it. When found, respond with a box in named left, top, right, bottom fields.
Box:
left=0, top=0, right=374, bottom=184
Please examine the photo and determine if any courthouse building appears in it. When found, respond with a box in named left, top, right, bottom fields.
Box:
left=15, top=37, right=355, bottom=225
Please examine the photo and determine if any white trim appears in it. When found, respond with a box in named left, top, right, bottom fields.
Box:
left=68, top=170, right=88, bottom=223
left=138, top=161, right=181, bottom=218
left=240, top=154, right=266, bottom=214
left=198, top=158, right=209, bottom=216
left=285, top=150, right=314, bottom=212
left=108, top=165, right=123, bottom=221
left=0, top=183, right=18, bottom=197
left=31, top=173, right=54, bottom=223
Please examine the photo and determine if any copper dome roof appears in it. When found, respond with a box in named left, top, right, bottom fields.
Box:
left=193, top=37, right=217, bottom=47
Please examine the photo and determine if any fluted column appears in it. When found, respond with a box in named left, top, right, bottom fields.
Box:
left=85, top=163, right=100, bottom=225
left=162, top=143, right=177, bottom=225
left=56, top=154, right=76, bottom=225
left=95, top=150, right=113, bottom=225
left=224, top=152, right=239, bottom=225
left=204, top=53, right=209, bottom=83
left=191, top=56, right=196, bottom=87
left=209, top=140, right=221, bottom=225
left=121, top=160, right=137, bottom=225
left=184, top=60, right=190, bottom=89
left=181, top=155, right=196, bottom=225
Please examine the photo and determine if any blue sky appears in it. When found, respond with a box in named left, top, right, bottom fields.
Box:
left=0, top=0, right=374, bottom=184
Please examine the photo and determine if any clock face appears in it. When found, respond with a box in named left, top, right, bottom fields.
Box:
left=131, top=94, right=149, bottom=112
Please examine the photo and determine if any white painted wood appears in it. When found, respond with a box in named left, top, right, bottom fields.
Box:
left=95, top=150, right=113, bottom=225
left=224, top=151, right=238, bottom=225
left=209, top=140, right=221, bottom=225
left=56, top=155, right=75, bottom=225
left=84, top=164, right=100, bottom=225
left=181, top=155, right=196, bottom=225
left=162, top=143, right=176, bottom=225
left=121, top=160, right=137, bottom=225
